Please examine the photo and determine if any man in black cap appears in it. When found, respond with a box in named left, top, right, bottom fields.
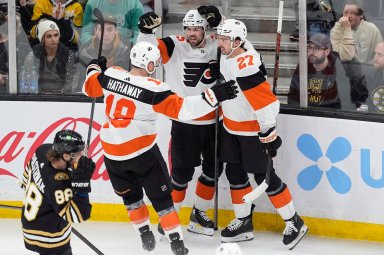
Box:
left=288, top=33, right=341, bottom=108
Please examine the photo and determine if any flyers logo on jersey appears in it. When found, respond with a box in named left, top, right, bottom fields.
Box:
left=183, top=62, right=215, bottom=87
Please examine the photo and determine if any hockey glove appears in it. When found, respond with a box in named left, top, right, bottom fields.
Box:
left=197, top=5, right=223, bottom=28
left=86, top=56, right=107, bottom=75
left=208, top=60, right=220, bottom=80
left=71, top=156, right=96, bottom=194
left=319, top=0, right=333, bottom=12
left=55, top=18, right=75, bottom=43
left=202, top=80, right=238, bottom=107
left=258, top=127, right=282, bottom=158
left=138, top=12, right=162, bottom=34
left=350, top=75, right=368, bottom=104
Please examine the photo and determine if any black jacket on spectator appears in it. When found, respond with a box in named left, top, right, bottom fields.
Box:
left=288, top=53, right=341, bottom=109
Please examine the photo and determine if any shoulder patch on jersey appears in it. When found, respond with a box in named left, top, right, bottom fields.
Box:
left=54, top=172, right=69, bottom=181
left=147, top=77, right=162, bottom=85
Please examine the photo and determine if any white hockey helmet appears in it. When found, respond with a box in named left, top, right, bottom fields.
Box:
left=215, top=243, right=243, bottom=255
left=130, top=41, right=160, bottom=74
left=216, top=19, right=247, bottom=44
left=182, top=9, right=209, bottom=30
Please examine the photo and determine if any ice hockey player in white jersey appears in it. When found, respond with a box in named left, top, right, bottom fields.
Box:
left=215, top=19, right=308, bottom=249
left=82, top=41, right=238, bottom=255
left=136, top=6, right=228, bottom=236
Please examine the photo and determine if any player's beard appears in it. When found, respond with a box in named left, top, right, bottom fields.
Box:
left=309, top=55, right=326, bottom=65
left=188, top=36, right=204, bottom=48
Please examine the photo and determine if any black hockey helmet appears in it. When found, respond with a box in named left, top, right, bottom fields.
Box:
left=53, top=129, right=85, bottom=154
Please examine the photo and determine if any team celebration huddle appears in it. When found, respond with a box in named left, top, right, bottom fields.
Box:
left=20, top=4, right=307, bottom=255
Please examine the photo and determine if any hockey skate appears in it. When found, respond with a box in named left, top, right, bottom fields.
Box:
left=282, top=213, right=308, bottom=250
left=221, top=214, right=254, bottom=243
left=187, top=207, right=214, bottom=236
left=139, top=225, right=156, bottom=252
left=169, top=232, right=189, bottom=255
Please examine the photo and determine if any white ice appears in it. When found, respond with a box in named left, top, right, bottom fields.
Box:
left=1, top=219, right=383, bottom=255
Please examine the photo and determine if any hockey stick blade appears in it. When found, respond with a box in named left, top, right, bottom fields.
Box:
left=242, top=180, right=268, bottom=203
left=0, top=203, right=104, bottom=255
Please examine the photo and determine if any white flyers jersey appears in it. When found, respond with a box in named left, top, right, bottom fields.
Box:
left=82, top=66, right=217, bottom=160
left=220, top=41, right=280, bottom=136
left=137, top=32, right=218, bottom=125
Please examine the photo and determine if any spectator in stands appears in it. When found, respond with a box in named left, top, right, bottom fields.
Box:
left=365, top=42, right=384, bottom=113
left=18, top=0, right=35, bottom=42
left=330, top=0, right=382, bottom=64
left=76, top=15, right=130, bottom=91
left=29, top=0, right=83, bottom=51
left=0, top=10, right=8, bottom=93
left=290, top=0, right=336, bottom=41
left=80, top=0, right=144, bottom=45
left=24, top=19, right=76, bottom=94
left=288, top=33, right=341, bottom=108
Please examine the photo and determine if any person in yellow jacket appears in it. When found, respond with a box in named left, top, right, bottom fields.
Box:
left=30, top=0, right=83, bottom=51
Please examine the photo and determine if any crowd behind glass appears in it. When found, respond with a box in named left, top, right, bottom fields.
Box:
left=1, top=0, right=384, bottom=114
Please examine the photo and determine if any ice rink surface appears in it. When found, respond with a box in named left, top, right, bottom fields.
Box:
left=1, top=219, right=383, bottom=255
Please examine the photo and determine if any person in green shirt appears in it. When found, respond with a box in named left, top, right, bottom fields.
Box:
left=80, top=0, right=143, bottom=45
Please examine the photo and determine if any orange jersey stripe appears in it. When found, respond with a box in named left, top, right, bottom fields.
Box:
left=269, top=187, right=292, bottom=209
left=152, top=94, right=183, bottom=119
left=160, top=211, right=180, bottom=231
left=157, top=39, right=171, bottom=64
left=231, top=186, right=253, bottom=204
left=195, top=181, right=215, bottom=200
left=242, top=81, right=278, bottom=111
left=128, top=204, right=149, bottom=224
left=171, top=189, right=186, bottom=203
left=101, top=134, right=156, bottom=156
left=223, top=116, right=260, bottom=132
left=83, top=72, right=103, bottom=97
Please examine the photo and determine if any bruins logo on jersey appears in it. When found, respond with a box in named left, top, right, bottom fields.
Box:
left=183, top=62, right=215, bottom=87
left=54, top=172, right=70, bottom=181
left=371, top=86, right=384, bottom=113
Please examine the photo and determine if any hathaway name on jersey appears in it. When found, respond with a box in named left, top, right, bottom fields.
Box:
left=106, top=78, right=144, bottom=99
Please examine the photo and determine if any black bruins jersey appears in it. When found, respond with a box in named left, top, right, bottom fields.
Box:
left=21, top=144, right=91, bottom=254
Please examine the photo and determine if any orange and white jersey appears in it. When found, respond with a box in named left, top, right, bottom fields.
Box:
left=137, top=32, right=218, bottom=125
left=220, top=42, right=280, bottom=136
left=82, top=67, right=217, bottom=161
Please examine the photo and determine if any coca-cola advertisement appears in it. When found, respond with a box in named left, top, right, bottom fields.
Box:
left=0, top=101, right=170, bottom=203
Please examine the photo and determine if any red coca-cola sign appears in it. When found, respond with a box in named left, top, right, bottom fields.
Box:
left=0, top=117, right=109, bottom=181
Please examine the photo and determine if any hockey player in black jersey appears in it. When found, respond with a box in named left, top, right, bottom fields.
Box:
left=21, top=129, right=96, bottom=255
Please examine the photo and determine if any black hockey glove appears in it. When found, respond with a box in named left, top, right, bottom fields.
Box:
left=55, top=18, right=75, bottom=42
left=350, top=75, right=368, bottom=104
left=138, top=12, right=162, bottom=34
left=86, top=56, right=107, bottom=75
left=208, top=60, right=220, bottom=80
left=71, top=156, right=96, bottom=194
left=258, top=127, right=282, bottom=158
left=202, top=80, right=238, bottom=107
left=197, top=5, right=223, bottom=28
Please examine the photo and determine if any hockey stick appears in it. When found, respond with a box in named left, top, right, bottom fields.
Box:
left=242, top=153, right=272, bottom=203
left=213, top=47, right=221, bottom=230
left=0, top=203, right=104, bottom=255
left=272, top=0, right=284, bottom=95
left=86, top=8, right=105, bottom=152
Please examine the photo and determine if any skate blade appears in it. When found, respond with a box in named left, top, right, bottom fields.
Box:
left=286, top=225, right=309, bottom=250
left=221, top=232, right=254, bottom=243
left=187, top=222, right=214, bottom=236
left=159, top=234, right=167, bottom=242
